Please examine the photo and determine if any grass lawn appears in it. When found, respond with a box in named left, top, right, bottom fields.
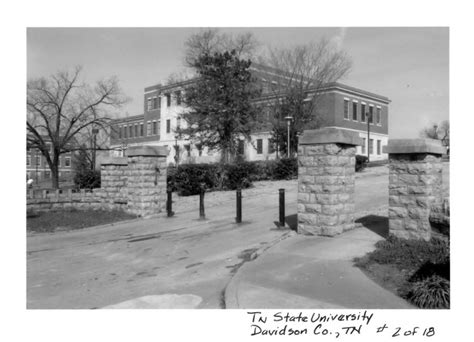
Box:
left=354, top=236, right=450, bottom=309
left=27, top=209, right=137, bottom=233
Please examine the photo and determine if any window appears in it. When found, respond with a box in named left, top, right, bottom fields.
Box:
left=175, top=91, right=182, bottom=105
left=36, top=155, right=41, bottom=166
left=118, top=125, right=122, bottom=139
left=147, top=122, right=152, bottom=136
left=129, top=125, right=133, bottom=138
left=369, top=138, right=374, bottom=154
left=196, top=143, right=203, bottom=156
left=152, top=97, right=158, bottom=110
left=343, top=99, right=349, bottom=119
left=27, top=155, right=31, bottom=166
left=369, top=106, right=374, bottom=124
left=124, top=125, right=128, bottom=138
left=166, top=119, right=171, bottom=133
left=361, top=103, right=366, bottom=122
left=152, top=121, right=157, bottom=135
left=352, top=102, right=358, bottom=121
left=376, top=107, right=381, bottom=125
left=135, top=124, right=138, bottom=137
left=362, top=138, right=366, bottom=154
left=377, top=140, right=381, bottom=155
left=147, top=98, right=152, bottom=111
left=166, top=94, right=171, bottom=107
left=65, top=157, right=71, bottom=167
left=184, top=144, right=191, bottom=157
left=257, top=139, right=263, bottom=154
left=177, top=117, right=181, bottom=130
left=45, top=171, right=51, bottom=179
left=140, top=123, right=144, bottom=136
left=46, top=143, right=52, bottom=154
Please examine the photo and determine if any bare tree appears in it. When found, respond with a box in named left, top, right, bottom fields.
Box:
left=420, top=120, right=450, bottom=153
left=259, top=38, right=352, bottom=156
left=27, top=66, right=128, bottom=188
left=184, top=28, right=260, bottom=68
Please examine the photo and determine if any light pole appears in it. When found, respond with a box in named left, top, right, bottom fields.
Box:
left=174, top=135, right=179, bottom=166
left=91, top=127, right=99, bottom=170
left=35, top=148, right=39, bottom=185
left=366, top=111, right=371, bottom=163
left=284, top=116, right=293, bottom=158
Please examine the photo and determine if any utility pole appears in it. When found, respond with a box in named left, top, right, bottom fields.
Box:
left=366, top=111, right=371, bottom=163
left=284, top=116, right=293, bottom=158
left=92, top=128, right=99, bottom=170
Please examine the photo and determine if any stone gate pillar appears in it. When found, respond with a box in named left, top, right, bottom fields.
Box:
left=100, top=156, right=128, bottom=210
left=126, top=146, right=168, bottom=217
left=384, top=139, right=445, bottom=240
left=298, top=128, right=362, bottom=236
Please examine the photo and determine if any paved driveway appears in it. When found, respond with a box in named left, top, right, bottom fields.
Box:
left=27, top=163, right=449, bottom=309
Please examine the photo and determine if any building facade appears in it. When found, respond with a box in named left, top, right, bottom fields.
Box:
left=26, top=141, right=73, bottom=182
left=109, top=66, right=390, bottom=164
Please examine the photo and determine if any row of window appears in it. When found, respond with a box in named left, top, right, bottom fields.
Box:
left=27, top=154, right=71, bottom=167
left=118, top=121, right=159, bottom=139
left=146, top=90, right=182, bottom=111
left=361, top=138, right=383, bottom=155
left=343, top=99, right=382, bottom=125
left=27, top=170, right=72, bottom=180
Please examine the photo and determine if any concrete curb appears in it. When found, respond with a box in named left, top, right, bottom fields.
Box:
left=224, top=230, right=296, bottom=309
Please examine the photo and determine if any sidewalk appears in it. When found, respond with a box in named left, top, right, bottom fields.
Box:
left=225, top=221, right=414, bottom=309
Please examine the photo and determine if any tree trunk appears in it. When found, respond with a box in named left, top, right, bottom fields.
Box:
left=51, top=163, right=59, bottom=189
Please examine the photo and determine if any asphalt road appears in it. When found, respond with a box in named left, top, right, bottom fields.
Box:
left=26, top=164, right=448, bottom=309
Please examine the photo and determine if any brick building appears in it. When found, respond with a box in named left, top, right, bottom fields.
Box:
left=109, top=64, right=390, bottom=164
left=26, top=139, right=73, bottom=183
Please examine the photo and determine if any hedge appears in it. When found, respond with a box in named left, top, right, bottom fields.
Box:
left=167, top=158, right=297, bottom=196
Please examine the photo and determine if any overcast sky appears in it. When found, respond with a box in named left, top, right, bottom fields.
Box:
left=27, top=27, right=448, bottom=139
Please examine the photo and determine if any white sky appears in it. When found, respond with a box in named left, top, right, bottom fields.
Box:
left=27, top=27, right=448, bottom=139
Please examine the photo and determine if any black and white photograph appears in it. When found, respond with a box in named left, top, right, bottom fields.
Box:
left=3, top=0, right=472, bottom=341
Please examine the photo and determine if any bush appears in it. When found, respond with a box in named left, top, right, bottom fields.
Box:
left=73, top=169, right=101, bottom=189
left=171, top=164, right=218, bottom=196
left=403, top=275, right=450, bottom=309
left=365, top=235, right=449, bottom=271
left=355, top=155, right=368, bottom=172
left=273, top=158, right=298, bottom=180
left=167, top=158, right=298, bottom=196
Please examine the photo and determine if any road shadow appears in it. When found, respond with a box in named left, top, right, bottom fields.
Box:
left=272, top=214, right=297, bottom=231
left=355, top=215, right=389, bottom=238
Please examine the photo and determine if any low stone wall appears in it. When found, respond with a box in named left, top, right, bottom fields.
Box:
left=26, top=189, right=118, bottom=213
left=27, top=146, right=168, bottom=217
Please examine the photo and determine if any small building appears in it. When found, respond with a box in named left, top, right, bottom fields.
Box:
left=109, top=64, right=390, bottom=164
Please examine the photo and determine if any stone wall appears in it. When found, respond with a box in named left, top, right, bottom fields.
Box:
left=385, top=139, right=446, bottom=240
left=297, top=128, right=362, bottom=236
left=27, top=146, right=168, bottom=217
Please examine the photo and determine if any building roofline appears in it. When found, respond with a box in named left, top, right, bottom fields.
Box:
left=113, top=114, right=145, bottom=123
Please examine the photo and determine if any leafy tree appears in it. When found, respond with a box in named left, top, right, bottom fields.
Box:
left=178, top=50, right=262, bottom=163
left=27, top=66, right=127, bottom=188
left=260, top=38, right=352, bottom=156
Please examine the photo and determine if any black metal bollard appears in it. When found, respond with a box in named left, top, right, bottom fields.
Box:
left=167, top=189, right=174, bottom=217
left=236, top=189, right=242, bottom=223
left=199, top=184, right=206, bottom=219
left=279, top=188, right=285, bottom=227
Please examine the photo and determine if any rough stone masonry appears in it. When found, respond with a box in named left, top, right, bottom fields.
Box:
left=384, top=139, right=446, bottom=240
left=297, top=128, right=362, bottom=236
left=126, top=145, right=168, bottom=217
